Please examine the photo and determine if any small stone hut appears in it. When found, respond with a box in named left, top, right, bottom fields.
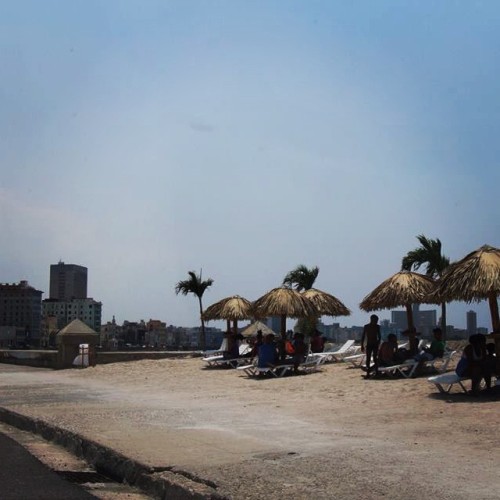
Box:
left=56, top=319, right=98, bottom=368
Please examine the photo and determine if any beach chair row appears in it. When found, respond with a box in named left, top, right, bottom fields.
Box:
left=377, top=349, right=458, bottom=378
left=202, top=339, right=360, bottom=371
left=236, top=352, right=328, bottom=378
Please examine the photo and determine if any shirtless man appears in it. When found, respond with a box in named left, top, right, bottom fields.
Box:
left=361, top=314, right=381, bottom=378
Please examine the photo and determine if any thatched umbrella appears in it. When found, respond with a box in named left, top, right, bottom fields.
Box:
left=240, top=320, right=275, bottom=338
left=359, top=271, right=435, bottom=331
left=434, top=245, right=500, bottom=333
left=202, top=295, right=255, bottom=334
left=253, top=287, right=317, bottom=336
left=302, top=288, right=351, bottom=317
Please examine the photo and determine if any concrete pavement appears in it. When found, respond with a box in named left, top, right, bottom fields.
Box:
left=0, top=430, right=97, bottom=500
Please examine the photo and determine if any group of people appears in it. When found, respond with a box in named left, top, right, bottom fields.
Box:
left=224, top=316, right=498, bottom=391
left=361, top=314, right=446, bottom=378
left=456, top=333, right=497, bottom=395
left=254, top=330, right=308, bottom=373
left=225, top=328, right=326, bottom=374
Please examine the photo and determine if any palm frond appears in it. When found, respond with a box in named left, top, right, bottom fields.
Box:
left=175, top=270, right=214, bottom=298
left=402, top=235, right=450, bottom=278
left=283, top=265, right=319, bottom=291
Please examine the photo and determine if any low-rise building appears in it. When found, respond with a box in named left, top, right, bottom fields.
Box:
left=42, top=298, right=102, bottom=333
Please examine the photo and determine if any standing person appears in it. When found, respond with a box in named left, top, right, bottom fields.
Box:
left=361, top=314, right=381, bottom=378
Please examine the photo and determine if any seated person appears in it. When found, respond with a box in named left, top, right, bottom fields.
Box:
left=402, top=328, right=419, bottom=357
left=292, top=332, right=307, bottom=373
left=310, top=330, right=325, bottom=353
left=257, top=334, right=278, bottom=368
left=222, top=331, right=236, bottom=359
left=378, top=334, right=398, bottom=367
left=415, top=328, right=445, bottom=362
left=458, top=333, right=487, bottom=395
left=483, top=342, right=497, bottom=390
left=224, top=332, right=244, bottom=359
left=249, top=330, right=264, bottom=357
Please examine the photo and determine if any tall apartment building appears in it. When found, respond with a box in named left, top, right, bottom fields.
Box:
left=43, top=261, right=101, bottom=333
left=391, top=304, right=437, bottom=338
left=0, top=281, right=43, bottom=346
left=466, top=310, right=477, bottom=336
left=49, top=261, right=88, bottom=300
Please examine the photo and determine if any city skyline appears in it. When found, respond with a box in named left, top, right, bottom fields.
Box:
left=2, top=2, right=499, bottom=332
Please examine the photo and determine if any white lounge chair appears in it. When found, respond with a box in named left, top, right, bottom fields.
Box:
left=429, top=372, right=499, bottom=394
left=343, top=353, right=366, bottom=368
left=377, top=359, right=419, bottom=378
left=202, top=344, right=253, bottom=368
left=300, top=353, right=328, bottom=373
left=428, top=373, right=469, bottom=393
left=237, top=362, right=293, bottom=378
left=315, top=339, right=357, bottom=362
left=423, top=349, right=458, bottom=373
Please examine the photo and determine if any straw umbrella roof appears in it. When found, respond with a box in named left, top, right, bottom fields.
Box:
left=434, top=245, right=500, bottom=302
left=359, top=271, right=435, bottom=312
left=302, top=288, right=351, bottom=317
left=240, top=320, right=275, bottom=338
left=202, top=295, right=255, bottom=321
left=433, top=244, right=500, bottom=333
left=253, top=287, right=318, bottom=319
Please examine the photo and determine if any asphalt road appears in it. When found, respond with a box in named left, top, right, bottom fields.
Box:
left=0, top=431, right=97, bottom=500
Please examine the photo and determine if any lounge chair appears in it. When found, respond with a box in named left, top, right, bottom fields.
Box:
left=422, top=349, right=458, bottom=373
left=428, top=373, right=469, bottom=393
left=300, top=353, right=328, bottom=373
left=236, top=361, right=293, bottom=378
left=315, top=339, right=357, bottom=362
left=202, top=344, right=252, bottom=368
left=377, top=359, right=419, bottom=378
left=343, top=342, right=409, bottom=369
left=343, top=352, right=366, bottom=368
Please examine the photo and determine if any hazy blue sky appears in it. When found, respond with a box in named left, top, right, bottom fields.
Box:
left=2, top=1, right=499, bottom=330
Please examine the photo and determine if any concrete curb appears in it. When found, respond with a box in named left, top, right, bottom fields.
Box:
left=0, top=407, right=226, bottom=500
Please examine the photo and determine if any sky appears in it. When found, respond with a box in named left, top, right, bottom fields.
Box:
left=1, top=1, right=499, bottom=331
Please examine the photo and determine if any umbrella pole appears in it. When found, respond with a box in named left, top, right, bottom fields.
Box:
left=233, top=320, right=238, bottom=335
left=487, top=292, right=500, bottom=333
left=405, top=304, right=414, bottom=330
left=278, top=314, right=286, bottom=361
left=487, top=292, right=500, bottom=373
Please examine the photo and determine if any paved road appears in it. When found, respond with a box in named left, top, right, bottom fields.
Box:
left=0, top=431, right=96, bottom=500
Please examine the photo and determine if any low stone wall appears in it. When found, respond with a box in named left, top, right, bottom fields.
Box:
left=0, top=349, right=58, bottom=368
left=95, top=351, right=200, bottom=364
left=0, top=349, right=200, bottom=369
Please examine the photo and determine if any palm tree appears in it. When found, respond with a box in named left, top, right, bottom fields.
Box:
left=402, top=235, right=450, bottom=336
left=283, top=265, right=319, bottom=335
left=175, top=270, right=214, bottom=350
left=283, top=265, right=319, bottom=291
